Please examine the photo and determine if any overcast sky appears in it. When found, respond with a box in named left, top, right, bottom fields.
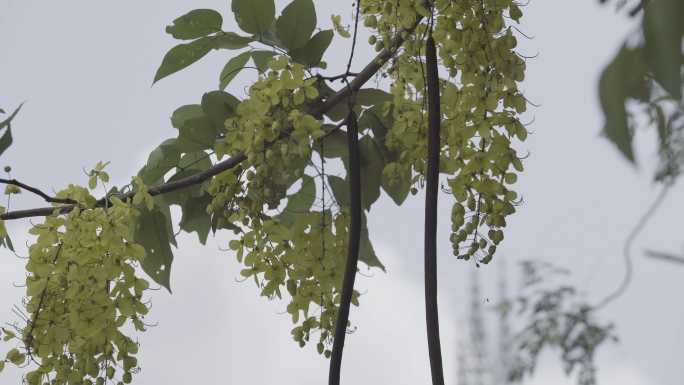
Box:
left=1, top=1, right=683, bottom=385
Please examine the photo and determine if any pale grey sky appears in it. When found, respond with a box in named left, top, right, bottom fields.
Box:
left=1, top=1, right=683, bottom=385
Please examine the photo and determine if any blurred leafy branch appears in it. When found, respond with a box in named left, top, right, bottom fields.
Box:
left=507, top=3, right=684, bottom=382
left=598, top=0, right=683, bottom=181
left=504, top=261, right=617, bottom=385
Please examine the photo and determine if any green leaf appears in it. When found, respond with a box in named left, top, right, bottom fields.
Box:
left=154, top=37, right=214, bottom=83
left=358, top=136, right=384, bottom=210
left=219, top=51, right=252, bottom=90
left=270, top=154, right=307, bottom=191
left=290, top=29, right=333, bottom=67
left=231, top=0, right=275, bottom=37
left=258, top=28, right=288, bottom=50
left=355, top=88, right=393, bottom=107
left=153, top=196, right=178, bottom=247
left=211, top=214, right=242, bottom=234
left=135, top=208, right=175, bottom=292
left=201, top=90, right=240, bottom=127
left=138, top=138, right=182, bottom=184
left=327, top=131, right=386, bottom=211
left=247, top=51, right=276, bottom=73
left=314, top=128, right=348, bottom=159
left=331, top=14, right=351, bottom=38
left=171, top=104, right=204, bottom=129
left=178, top=116, right=216, bottom=151
left=509, top=4, right=523, bottom=22
left=212, top=32, right=254, bottom=49
left=0, top=103, right=24, bottom=157
left=173, top=104, right=218, bottom=152
left=326, top=90, right=391, bottom=123
left=0, top=233, right=14, bottom=252
left=251, top=50, right=277, bottom=73
left=360, top=222, right=384, bottom=270
left=599, top=45, right=647, bottom=162
left=381, top=163, right=411, bottom=206
left=655, top=105, right=670, bottom=149
left=179, top=193, right=212, bottom=244
left=325, top=102, right=362, bottom=122
left=165, top=9, right=223, bottom=40
left=6, top=348, right=25, bottom=365
left=327, top=175, right=349, bottom=209
left=276, top=0, right=317, bottom=51
left=643, top=0, right=683, bottom=99
left=177, top=150, right=212, bottom=171
left=357, top=107, right=409, bottom=204
left=358, top=106, right=392, bottom=154
left=0, top=126, right=13, bottom=158
left=279, top=175, right=315, bottom=226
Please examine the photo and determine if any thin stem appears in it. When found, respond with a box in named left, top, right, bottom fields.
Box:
left=594, top=182, right=672, bottom=309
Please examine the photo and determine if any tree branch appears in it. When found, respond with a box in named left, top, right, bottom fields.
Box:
left=0, top=178, right=77, bottom=205
left=0, top=20, right=418, bottom=222
left=645, top=249, right=684, bottom=265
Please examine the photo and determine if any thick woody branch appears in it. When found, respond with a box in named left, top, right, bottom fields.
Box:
left=0, top=22, right=418, bottom=222
left=0, top=153, right=247, bottom=220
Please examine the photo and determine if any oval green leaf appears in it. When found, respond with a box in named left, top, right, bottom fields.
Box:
left=278, top=175, right=316, bottom=226
left=171, top=104, right=204, bottom=129
left=358, top=136, right=383, bottom=210
left=231, top=0, right=275, bottom=37
left=290, top=29, right=333, bottom=67
left=276, top=0, right=317, bottom=50
left=135, top=208, right=175, bottom=293
left=251, top=50, right=277, bottom=73
left=219, top=51, right=252, bottom=90
left=165, top=9, right=223, bottom=40
left=153, top=37, right=213, bottom=83
left=201, top=90, right=240, bottom=127
left=212, top=32, right=253, bottom=49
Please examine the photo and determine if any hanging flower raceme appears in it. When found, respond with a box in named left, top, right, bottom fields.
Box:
left=2, top=185, right=150, bottom=385
left=362, top=0, right=529, bottom=264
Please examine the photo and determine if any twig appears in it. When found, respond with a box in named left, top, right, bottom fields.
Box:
left=628, top=0, right=647, bottom=16
left=645, top=249, right=684, bottom=265
left=0, top=178, right=76, bottom=205
left=594, top=183, right=672, bottom=309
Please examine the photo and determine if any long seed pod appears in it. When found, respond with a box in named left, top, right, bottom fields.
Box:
left=424, top=33, right=446, bottom=385
left=328, top=111, right=362, bottom=385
